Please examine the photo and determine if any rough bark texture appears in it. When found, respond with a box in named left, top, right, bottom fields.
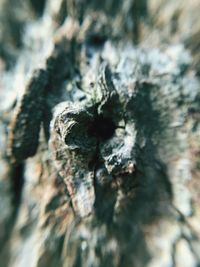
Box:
left=0, top=1, right=200, bottom=267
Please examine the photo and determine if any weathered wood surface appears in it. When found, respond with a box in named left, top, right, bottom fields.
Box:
left=0, top=1, right=200, bottom=267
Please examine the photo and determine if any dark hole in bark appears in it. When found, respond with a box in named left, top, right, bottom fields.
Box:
left=29, top=0, right=46, bottom=16
left=86, top=33, right=107, bottom=48
left=88, top=115, right=116, bottom=141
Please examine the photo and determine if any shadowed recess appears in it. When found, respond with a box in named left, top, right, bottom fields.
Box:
left=88, top=115, right=116, bottom=141
left=29, top=0, right=46, bottom=16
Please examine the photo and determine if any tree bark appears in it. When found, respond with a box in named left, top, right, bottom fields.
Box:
left=0, top=1, right=200, bottom=267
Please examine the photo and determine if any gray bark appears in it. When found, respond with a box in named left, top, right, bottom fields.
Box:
left=0, top=1, right=200, bottom=267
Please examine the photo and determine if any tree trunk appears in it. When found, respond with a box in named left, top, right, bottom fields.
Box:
left=0, top=1, right=200, bottom=267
